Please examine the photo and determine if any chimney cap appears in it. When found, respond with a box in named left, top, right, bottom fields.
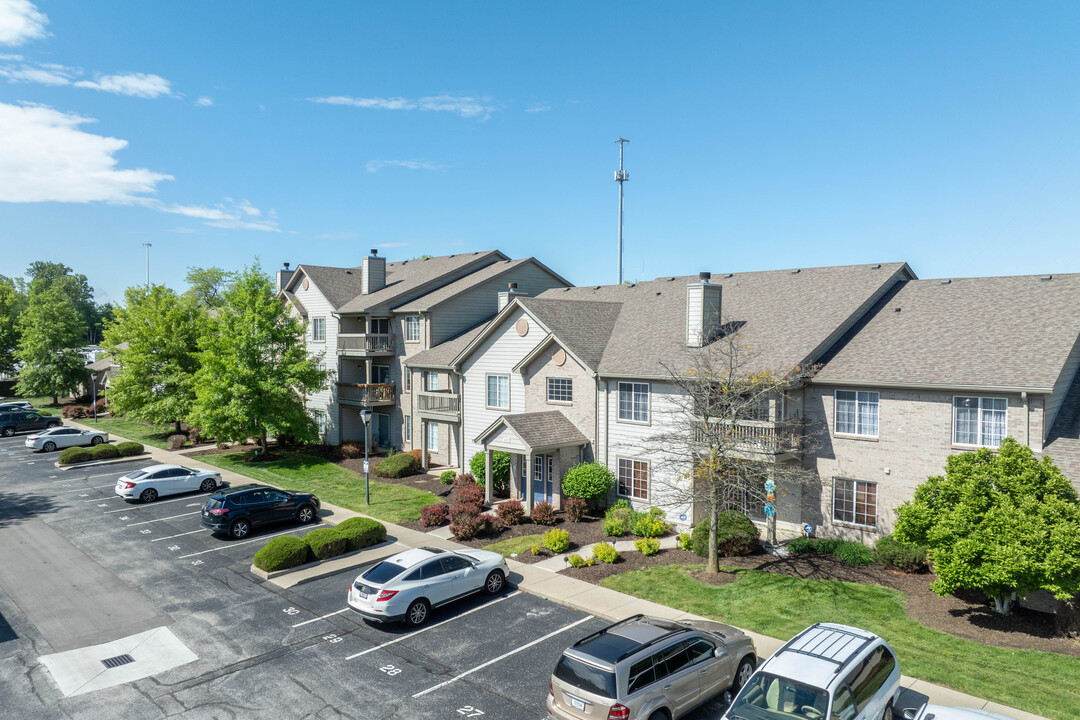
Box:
left=370, top=248, right=378, bottom=257
left=699, top=271, right=711, bottom=282
left=283, top=262, right=290, bottom=270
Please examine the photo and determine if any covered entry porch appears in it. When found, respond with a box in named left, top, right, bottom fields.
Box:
left=474, top=411, right=589, bottom=512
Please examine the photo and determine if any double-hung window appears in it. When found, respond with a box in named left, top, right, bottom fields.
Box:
left=617, top=459, right=649, bottom=500
left=312, top=410, right=326, bottom=438
left=403, top=370, right=411, bottom=393
left=834, top=390, right=879, bottom=437
left=833, top=478, right=877, bottom=528
left=427, top=421, right=439, bottom=450
left=404, top=316, right=421, bottom=343
left=618, top=382, right=649, bottom=423
left=953, top=396, right=1006, bottom=448
left=547, top=377, right=572, bottom=403
left=487, top=374, right=509, bottom=410
left=404, top=416, right=412, bottom=442
left=425, top=371, right=439, bottom=391
left=311, top=317, right=326, bottom=342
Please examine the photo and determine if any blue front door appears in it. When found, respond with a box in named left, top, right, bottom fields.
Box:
left=533, top=455, right=552, bottom=504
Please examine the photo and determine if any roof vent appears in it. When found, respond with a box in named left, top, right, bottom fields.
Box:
left=699, top=271, right=711, bottom=282
left=871, top=264, right=881, bottom=269
left=1041, top=274, right=1053, bottom=281
left=449, top=254, right=455, bottom=258
left=669, top=277, right=675, bottom=281
left=941, top=279, right=952, bottom=284
left=629, top=283, right=636, bottom=288
left=656, top=292, right=662, bottom=296
left=724, top=273, right=733, bottom=278
left=894, top=307, right=901, bottom=312
left=595, top=286, right=601, bottom=290
left=791, top=269, right=801, bottom=274
left=345, top=270, right=352, bottom=274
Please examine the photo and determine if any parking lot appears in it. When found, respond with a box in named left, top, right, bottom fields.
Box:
left=0, top=433, right=738, bottom=719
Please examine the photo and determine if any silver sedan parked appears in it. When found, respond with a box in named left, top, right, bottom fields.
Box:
left=25, top=426, right=109, bottom=452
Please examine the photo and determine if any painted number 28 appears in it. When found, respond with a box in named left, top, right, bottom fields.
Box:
left=379, top=664, right=401, bottom=676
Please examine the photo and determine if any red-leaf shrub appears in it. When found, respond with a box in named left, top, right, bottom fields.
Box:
left=564, top=497, right=588, bottom=522
left=531, top=501, right=558, bottom=526
left=479, top=513, right=501, bottom=533
left=496, top=500, right=525, bottom=526
left=450, top=511, right=486, bottom=540
left=62, top=405, right=88, bottom=419
left=450, top=481, right=485, bottom=513
left=340, top=441, right=366, bottom=459
left=420, top=503, right=449, bottom=527
left=457, top=472, right=476, bottom=484
left=408, top=448, right=431, bottom=465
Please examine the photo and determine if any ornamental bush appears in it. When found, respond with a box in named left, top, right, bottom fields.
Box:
left=116, top=441, right=144, bottom=457
left=531, top=501, right=558, bottom=526
left=334, top=517, right=387, bottom=551
left=439, top=470, right=457, bottom=484
left=253, top=535, right=312, bottom=572
left=90, top=443, right=119, bottom=459
left=340, top=441, right=366, bottom=459
left=495, top=500, right=525, bottom=526
left=420, top=503, right=450, bottom=527
left=788, top=537, right=875, bottom=566
left=635, top=537, right=660, bottom=556
left=690, top=511, right=759, bottom=558
left=875, top=534, right=929, bottom=573
left=408, top=448, right=431, bottom=466
left=564, top=497, right=588, bottom=522
left=168, top=433, right=187, bottom=450
left=677, top=533, right=693, bottom=551
left=567, top=553, right=594, bottom=568
left=449, top=480, right=485, bottom=514
left=531, top=543, right=544, bottom=556
left=374, top=452, right=417, bottom=478
left=603, top=504, right=632, bottom=536
left=449, top=510, right=486, bottom=540
left=835, top=540, right=877, bottom=566
left=469, top=451, right=510, bottom=495
left=543, top=528, right=571, bottom=553
left=58, top=447, right=92, bottom=465
left=304, top=527, right=348, bottom=560
left=632, top=513, right=667, bottom=539
left=592, top=542, right=620, bottom=564
left=560, top=462, right=615, bottom=504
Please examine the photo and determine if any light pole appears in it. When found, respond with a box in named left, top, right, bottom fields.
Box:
left=359, top=409, right=372, bottom=505
left=90, top=372, right=98, bottom=422
left=143, top=243, right=152, bottom=287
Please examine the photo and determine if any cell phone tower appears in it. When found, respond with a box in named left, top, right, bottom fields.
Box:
left=614, top=138, right=630, bottom=284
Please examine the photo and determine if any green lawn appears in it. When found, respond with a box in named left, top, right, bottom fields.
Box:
left=75, top=415, right=177, bottom=449
left=200, top=451, right=439, bottom=525
left=601, top=564, right=1080, bottom=720
left=483, top=533, right=546, bottom=557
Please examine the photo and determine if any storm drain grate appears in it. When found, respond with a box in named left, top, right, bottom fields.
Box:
left=101, top=654, right=135, bottom=669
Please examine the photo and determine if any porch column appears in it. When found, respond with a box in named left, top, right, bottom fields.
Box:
left=484, top=448, right=493, bottom=505
left=525, top=451, right=535, bottom=513
left=365, top=359, right=372, bottom=384
left=420, top=419, right=429, bottom=472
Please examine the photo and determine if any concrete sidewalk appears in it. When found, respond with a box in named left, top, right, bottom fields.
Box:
left=70, top=423, right=1049, bottom=720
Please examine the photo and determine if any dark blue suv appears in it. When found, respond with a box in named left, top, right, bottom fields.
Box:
left=201, top=484, right=320, bottom=539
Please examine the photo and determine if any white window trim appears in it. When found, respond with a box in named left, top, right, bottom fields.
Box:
left=427, top=421, right=439, bottom=450
left=426, top=371, right=440, bottom=392
left=616, top=381, right=651, bottom=425
left=311, top=316, right=326, bottom=343
left=831, top=477, right=878, bottom=529
left=404, top=415, right=412, bottom=443
left=951, top=395, right=1008, bottom=448
left=833, top=390, right=880, bottom=439
left=486, top=373, right=510, bottom=411
left=546, top=377, right=573, bottom=404
left=404, top=315, right=421, bottom=343
left=616, top=457, right=650, bottom=501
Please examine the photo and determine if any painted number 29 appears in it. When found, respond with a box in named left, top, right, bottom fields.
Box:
left=379, top=664, right=401, bottom=676
left=457, top=708, right=484, bottom=717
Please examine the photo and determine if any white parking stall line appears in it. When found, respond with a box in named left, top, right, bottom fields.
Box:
left=411, top=615, right=593, bottom=698
left=61, top=484, right=115, bottom=494
left=291, top=608, right=349, bottom=628
left=126, top=511, right=201, bottom=526
left=176, top=525, right=323, bottom=559
left=345, top=591, right=521, bottom=660
left=151, top=528, right=209, bottom=542
left=103, top=494, right=209, bottom=513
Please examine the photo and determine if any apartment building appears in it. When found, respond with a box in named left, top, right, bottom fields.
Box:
left=277, top=250, right=570, bottom=457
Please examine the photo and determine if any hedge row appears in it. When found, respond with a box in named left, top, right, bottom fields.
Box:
left=252, top=517, right=387, bottom=572
left=787, top=534, right=928, bottom=572
left=57, top=441, right=143, bottom=465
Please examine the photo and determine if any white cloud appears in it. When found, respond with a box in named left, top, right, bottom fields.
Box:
left=0, top=0, right=49, bottom=47
left=0, top=62, right=73, bottom=85
left=364, top=159, right=445, bottom=174
left=195, top=96, right=213, bottom=107
left=0, top=101, right=171, bottom=202
left=377, top=242, right=410, bottom=248
left=309, top=94, right=497, bottom=120
left=157, top=199, right=279, bottom=232
left=74, top=72, right=172, bottom=98
left=525, top=102, right=551, bottom=113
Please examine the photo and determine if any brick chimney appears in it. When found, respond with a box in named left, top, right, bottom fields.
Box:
left=686, top=272, right=722, bottom=347
left=362, top=249, right=386, bottom=295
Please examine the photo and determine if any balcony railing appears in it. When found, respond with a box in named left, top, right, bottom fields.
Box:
left=337, top=382, right=396, bottom=405
left=337, top=333, right=396, bottom=355
left=416, top=391, right=461, bottom=417
left=693, top=418, right=801, bottom=456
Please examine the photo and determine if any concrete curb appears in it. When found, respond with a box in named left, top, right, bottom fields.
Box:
left=54, top=452, right=153, bottom=471
left=249, top=539, right=397, bottom=582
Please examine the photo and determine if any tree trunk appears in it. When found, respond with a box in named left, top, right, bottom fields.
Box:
left=992, top=592, right=1018, bottom=614
left=53, top=395, right=58, bottom=405
left=707, top=484, right=719, bottom=574
left=259, top=430, right=268, bottom=456
left=174, top=420, right=182, bottom=433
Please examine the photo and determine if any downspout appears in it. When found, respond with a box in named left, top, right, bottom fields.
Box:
left=1022, top=391, right=1030, bottom=447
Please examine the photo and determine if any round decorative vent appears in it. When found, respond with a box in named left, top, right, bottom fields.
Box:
left=553, top=348, right=566, bottom=366
left=515, top=318, right=529, bottom=336
left=301, top=277, right=309, bottom=291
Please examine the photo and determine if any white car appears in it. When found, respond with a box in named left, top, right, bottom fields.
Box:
left=0, top=401, right=34, bottom=411
left=25, top=426, right=109, bottom=452
left=115, top=464, right=224, bottom=503
left=903, top=706, right=1016, bottom=720
left=348, top=546, right=508, bottom=626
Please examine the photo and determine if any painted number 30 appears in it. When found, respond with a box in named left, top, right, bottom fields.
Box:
left=379, top=664, right=401, bottom=676
left=457, top=708, right=484, bottom=717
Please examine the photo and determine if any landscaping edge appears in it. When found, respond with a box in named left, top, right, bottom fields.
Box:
left=54, top=452, right=153, bottom=470
left=249, top=538, right=397, bottom=581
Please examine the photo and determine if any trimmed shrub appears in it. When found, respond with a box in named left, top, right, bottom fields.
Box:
left=187, top=425, right=203, bottom=443
left=592, top=542, right=620, bottom=564
left=632, top=514, right=667, bottom=539
left=560, top=462, right=615, bottom=504
left=531, top=501, right=558, bottom=526
left=479, top=512, right=501, bottom=533
left=439, top=470, right=457, bottom=484
left=690, top=511, right=760, bottom=558
left=564, top=497, right=588, bottom=523
left=835, top=541, right=877, bottom=566
left=90, top=443, right=119, bottom=459
left=420, top=503, right=450, bottom=527
left=450, top=511, right=486, bottom=540
left=58, top=447, right=92, bottom=465
left=788, top=538, right=837, bottom=554
left=875, top=534, right=929, bottom=573
left=253, top=535, right=312, bottom=572
left=788, top=537, right=876, bottom=566
left=334, top=517, right=387, bottom=551
left=304, top=528, right=348, bottom=560
left=340, top=441, right=366, bottom=459
left=495, top=500, right=525, bottom=526
left=530, top=543, right=544, bottom=556
left=374, top=452, right=417, bottom=478
left=450, top=480, right=485, bottom=513
left=168, top=433, right=187, bottom=450
left=469, top=451, right=510, bottom=495
left=116, top=441, right=144, bottom=457
left=603, top=504, right=632, bottom=537
left=62, top=405, right=88, bottom=419
left=635, top=537, right=661, bottom=556
left=677, top=533, right=692, bottom=551
left=407, top=448, right=431, bottom=466
left=543, top=528, right=571, bottom=553
left=567, top=553, right=594, bottom=568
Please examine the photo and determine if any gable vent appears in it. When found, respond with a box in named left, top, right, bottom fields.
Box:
left=102, top=654, right=135, bottom=669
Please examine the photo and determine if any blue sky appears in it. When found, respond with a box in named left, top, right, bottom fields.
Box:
left=1, top=1, right=1078, bottom=304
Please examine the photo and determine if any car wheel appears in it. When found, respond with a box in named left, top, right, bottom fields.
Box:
left=47, top=422, right=59, bottom=429
left=90, top=436, right=103, bottom=446
left=647, top=712, right=668, bottom=720
left=140, top=488, right=158, bottom=503
left=230, top=519, right=251, bottom=539
left=404, top=599, right=430, bottom=627
left=733, top=655, right=756, bottom=692
left=484, top=570, right=505, bottom=594
left=297, top=505, right=316, bottom=524
left=42, top=441, right=56, bottom=452
left=200, top=478, right=216, bottom=492
left=882, top=703, right=894, bottom=720
left=1, top=427, right=13, bottom=437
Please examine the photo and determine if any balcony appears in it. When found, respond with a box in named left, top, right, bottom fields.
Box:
left=337, top=333, right=396, bottom=356
left=337, top=382, right=396, bottom=406
left=694, top=418, right=801, bottom=459
left=416, top=391, right=461, bottom=421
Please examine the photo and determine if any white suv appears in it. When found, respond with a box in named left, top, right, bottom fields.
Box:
left=723, top=623, right=901, bottom=720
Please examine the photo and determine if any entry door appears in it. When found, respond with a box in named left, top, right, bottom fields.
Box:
left=372, top=364, right=390, bottom=383
left=533, top=455, right=553, bottom=504
left=372, top=412, right=391, bottom=446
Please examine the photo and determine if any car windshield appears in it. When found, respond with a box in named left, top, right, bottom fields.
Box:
left=553, top=655, right=616, bottom=699
left=362, top=561, right=408, bottom=585
left=125, top=470, right=149, bottom=480
left=727, top=673, right=829, bottom=720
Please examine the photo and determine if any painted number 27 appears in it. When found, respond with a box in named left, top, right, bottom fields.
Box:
left=457, top=708, right=484, bottom=717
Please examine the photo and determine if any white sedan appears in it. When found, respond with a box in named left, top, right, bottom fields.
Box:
left=348, top=546, right=508, bottom=626
left=115, top=464, right=224, bottom=503
left=25, top=426, right=109, bottom=452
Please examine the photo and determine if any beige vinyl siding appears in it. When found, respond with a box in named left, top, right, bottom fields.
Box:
left=1044, top=337, right=1080, bottom=441
left=292, top=275, right=341, bottom=445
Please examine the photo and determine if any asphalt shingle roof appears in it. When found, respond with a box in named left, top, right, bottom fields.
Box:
left=815, top=274, right=1080, bottom=390
left=407, top=323, right=488, bottom=368
left=393, top=258, right=534, bottom=312
left=478, top=410, right=589, bottom=449
left=516, top=298, right=623, bottom=372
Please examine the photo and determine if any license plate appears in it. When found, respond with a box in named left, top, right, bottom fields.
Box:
left=359, top=592, right=368, bottom=600
left=569, top=697, right=585, bottom=711
left=202, top=510, right=208, bottom=517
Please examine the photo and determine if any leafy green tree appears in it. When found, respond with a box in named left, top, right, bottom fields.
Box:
left=470, top=450, right=510, bottom=495
left=103, top=285, right=207, bottom=432
left=894, top=438, right=1080, bottom=614
left=191, top=262, right=329, bottom=455
left=185, top=266, right=237, bottom=309
left=25, top=261, right=102, bottom=343
left=0, top=275, right=25, bottom=376
left=15, top=286, right=88, bottom=403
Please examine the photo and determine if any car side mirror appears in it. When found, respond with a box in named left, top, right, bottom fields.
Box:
left=903, top=709, right=918, bottom=720
left=713, top=647, right=726, bottom=658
